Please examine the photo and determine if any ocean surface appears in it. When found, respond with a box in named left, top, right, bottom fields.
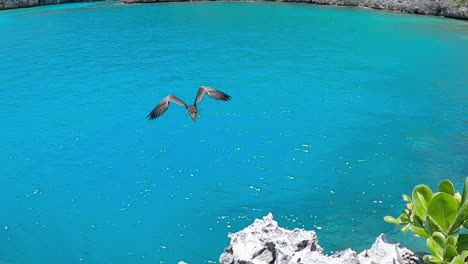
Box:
left=1, top=1, right=467, bottom=263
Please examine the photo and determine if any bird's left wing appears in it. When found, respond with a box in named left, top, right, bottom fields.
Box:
left=194, top=86, right=231, bottom=105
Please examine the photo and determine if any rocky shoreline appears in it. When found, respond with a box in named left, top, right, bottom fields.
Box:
left=120, top=0, right=468, bottom=20
left=281, top=0, right=468, bottom=20
left=0, top=0, right=467, bottom=20
left=120, top=0, right=467, bottom=20
left=218, top=213, right=422, bottom=264
left=0, top=0, right=99, bottom=10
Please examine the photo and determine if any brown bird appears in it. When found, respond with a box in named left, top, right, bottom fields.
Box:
left=147, top=86, right=231, bottom=122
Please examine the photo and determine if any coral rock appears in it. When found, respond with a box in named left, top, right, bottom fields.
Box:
left=220, top=213, right=421, bottom=264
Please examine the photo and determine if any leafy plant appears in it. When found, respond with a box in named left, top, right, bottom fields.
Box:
left=384, top=177, right=468, bottom=264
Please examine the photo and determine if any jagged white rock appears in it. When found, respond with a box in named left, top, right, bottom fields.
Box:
left=358, top=234, right=419, bottom=264
left=220, top=213, right=420, bottom=264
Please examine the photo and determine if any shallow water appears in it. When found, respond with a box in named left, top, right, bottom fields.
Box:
left=0, top=2, right=467, bottom=263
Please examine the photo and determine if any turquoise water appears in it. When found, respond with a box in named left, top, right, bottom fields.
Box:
left=1, top=1, right=468, bottom=263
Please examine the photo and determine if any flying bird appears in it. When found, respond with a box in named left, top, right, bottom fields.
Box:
left=147, top=86, right=231, bottom=122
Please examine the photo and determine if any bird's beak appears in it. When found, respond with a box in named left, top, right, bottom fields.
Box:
left=190, top=113, right=197, bottom=122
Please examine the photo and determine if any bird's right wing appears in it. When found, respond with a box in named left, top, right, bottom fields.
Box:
left=147, top=95, right=187, bottom=120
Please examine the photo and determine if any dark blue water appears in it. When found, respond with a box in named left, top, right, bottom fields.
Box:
left=1, top=2, right=467, bottom=263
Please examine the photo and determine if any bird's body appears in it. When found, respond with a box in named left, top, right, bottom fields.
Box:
left=147, top=86, right=231, bottom=122
left=186, top=105, right=198, bottom=121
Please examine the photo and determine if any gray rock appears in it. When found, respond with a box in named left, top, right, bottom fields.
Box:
left=287, top=249, right=361, bottom=264
left=282, top=0, right=467, bottom=19
left=443, top=5, right=468, bottom=19
left=4, top=0, right=38, bottom=9
left=1, top=0, right=100, bottom=9
left=219, top=213, right=323, bottom=264
left=358, top=234, right=421, bottom=264
left=121, top=0, right=468, bottom=20
left=220, top=213, right=421, bottom=264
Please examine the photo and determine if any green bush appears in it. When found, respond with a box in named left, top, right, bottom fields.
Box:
left=384, top=177, right=468, bottom=264
left=448, top=0, right=468, bottom=8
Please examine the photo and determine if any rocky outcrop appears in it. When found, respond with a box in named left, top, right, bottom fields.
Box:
left=2, top=0, right=38, bottom=9
left=357, top=233, right=420, bottom=264
left=282, top=0, right=468, bottom=19
left=120, top=0, right=184, bottom=3
left=219, top=213, right=421, bottom=264
left=444, top=4, right=468, bottom=19
left=0, top=0, right=101, bottom=10
left=121, top=0, right=468, bottom=20
left=121, top=0, right=187, bottom=3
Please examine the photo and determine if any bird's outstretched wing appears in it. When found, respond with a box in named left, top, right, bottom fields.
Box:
left=147, top=95, right=187, bottom=120
left=194, top=86, right=231, bottom=105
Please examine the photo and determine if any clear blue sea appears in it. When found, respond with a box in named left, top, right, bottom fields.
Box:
left=1, top=1, right=467, bottom=263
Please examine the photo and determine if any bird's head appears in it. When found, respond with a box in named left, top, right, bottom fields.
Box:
left=188, top=107, right=198, bottom=122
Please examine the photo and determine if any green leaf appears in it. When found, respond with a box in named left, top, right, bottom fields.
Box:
left=424, top=254, right=443, bottom=263
left=460, top=250, right=468, bottom=260
left=413, top=184, right=433, bottom=220
left=457, top=234, right=468, bottom=253
left=461, top=177, right=468, bottom=206
left=450, top=256, right=465, bottom=264
left=428, top=193, right=459, bottom=234
left=447, top=235, right=457, bottom=248
left=464, top=220, right=468, bottom=229
left=432, top=232, right=447, bottom=247
left=444, top=245, right=458, bottom=261
left=404, top=208, right=411, bottom=216
left=427, top=236, right=444, bottom=259
left=428, top=215, right=445, bottom=235
left=401, top=215, right=410, bottom=224
left=400, top=214, right=410, bottom=224
left=409, top=224, right=430, bottom=238
left=384, top=216, right=401, bottom=225
left=406, top=201, right=414, bottom=210
left=449, top=200, right=468, bottom=234
left=403, top=194, right=412, bottom=203
left=402, top=223, right=411, bottom=233
left=414, top=214, right=424, bottom=227
left=450, top=247, right=468, bottom=264
left=439, top=180, right=455, bottom=196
